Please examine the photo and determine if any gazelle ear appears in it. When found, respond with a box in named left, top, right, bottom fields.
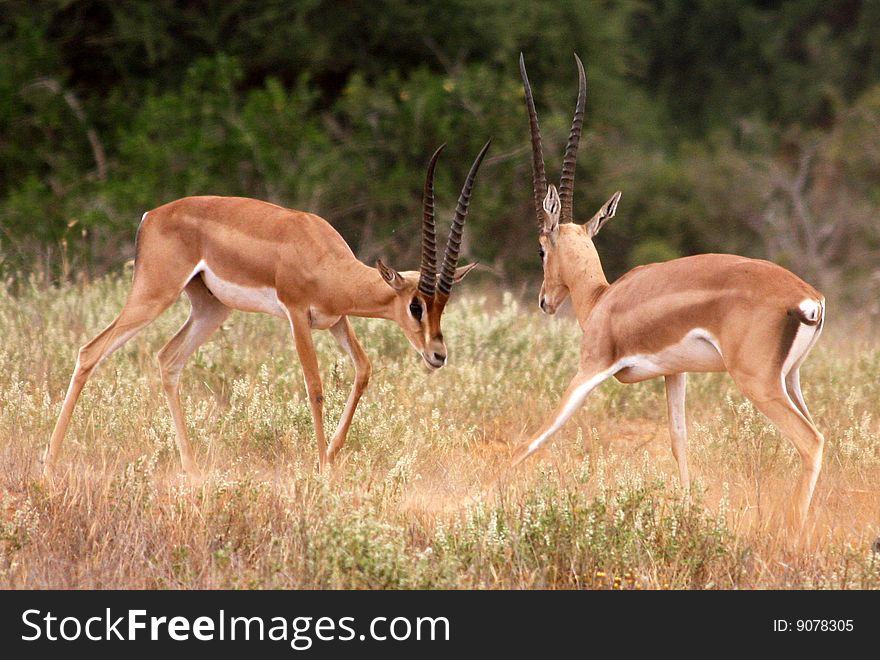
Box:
left=453, top=262, right=478, bottom=283
left=541, top=185, right=561, bottom=238
left=584, top=191, right=621, bottom=238
left=376, top=259, right=407, bottom=291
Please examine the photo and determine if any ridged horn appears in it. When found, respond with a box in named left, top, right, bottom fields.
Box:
left=558, top=53, right=586, bottom=223
left=437, top=140, right=491, bottom=297
left=418, top=144, right=445, bottom=296
left=519, top=53, right=548, bottom=231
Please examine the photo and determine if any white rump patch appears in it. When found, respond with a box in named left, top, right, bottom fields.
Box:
left=780, top=317, right=821, bottom=418
left=798, top=299, right=820, bottom=324
left=782, top=322, right=817, bottom=379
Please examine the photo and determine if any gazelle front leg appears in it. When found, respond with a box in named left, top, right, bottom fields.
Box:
left=287, top=308, right=329, bottom=471
left=327, top=317, right=372, bottom=463
left=509, top=360, right=619, bottom=468
left=664, top=373, right=690, bottom=490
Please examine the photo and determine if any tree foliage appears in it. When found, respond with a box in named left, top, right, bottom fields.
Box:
left=1, top=1, right=878, bottom=306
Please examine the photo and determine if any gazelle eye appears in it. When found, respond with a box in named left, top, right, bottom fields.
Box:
left=539, top=247, right=546, bottom=261
left=409, top=300, right=423, bottom=321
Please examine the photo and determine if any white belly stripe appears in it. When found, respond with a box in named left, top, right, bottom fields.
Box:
left=194, top=260, right=287, bottom=318
left=617, top=328, right=724, bottom=382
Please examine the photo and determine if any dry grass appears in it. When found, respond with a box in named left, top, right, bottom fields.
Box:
left=1, top=274, right=878, bottom=589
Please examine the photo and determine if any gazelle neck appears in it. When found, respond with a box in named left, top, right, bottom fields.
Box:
left=332, top=260, right=399, bottom=320
left=561, top=233, right=609, bottom=329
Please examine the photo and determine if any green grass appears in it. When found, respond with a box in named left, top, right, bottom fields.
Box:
left=0, top=275, right=878, bottom=588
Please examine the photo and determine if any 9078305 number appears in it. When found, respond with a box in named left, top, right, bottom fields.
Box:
left=796, top=619, right=853, bottom=632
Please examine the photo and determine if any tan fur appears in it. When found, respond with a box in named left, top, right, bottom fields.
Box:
left=517, top=217, right=826, bottom=537
left=45, top=196, right=473, bottom=477
left=517, top=52, right=825, bottom=539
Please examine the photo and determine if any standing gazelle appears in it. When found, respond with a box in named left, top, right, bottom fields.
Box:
left=45, top=141, right=490, bottom=478
left=513, top=54, right=825, bottom=534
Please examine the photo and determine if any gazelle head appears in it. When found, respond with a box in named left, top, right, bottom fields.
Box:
left=520, top=53, right=622, bottom=314
left=376, top=141, right=490, bottom=369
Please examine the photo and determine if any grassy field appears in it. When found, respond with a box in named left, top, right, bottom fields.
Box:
left=0, top=274, right=878, bottom=589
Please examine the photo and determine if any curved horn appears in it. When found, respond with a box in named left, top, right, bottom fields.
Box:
left=418, top=144, right=445, bottom=296
left=558, top=53, right=586, bottom=223
left=437, top=140, right=491, bottom=297
left=519, top=53, right=548, bottom=231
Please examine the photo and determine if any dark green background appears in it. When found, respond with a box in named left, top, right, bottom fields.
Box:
left=2, top=1, right=879, bottom=307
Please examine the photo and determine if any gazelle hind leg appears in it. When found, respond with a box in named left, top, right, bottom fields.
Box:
left=326, top=317, right=371, bottom=464
left=785, top=368, right=812, bottom=423
left=44, top=273, right=186, bottom=477
left=509, top=362, right=618, bottom=468
left=157, top=277, right=231, bottom=478
left=729, top=369, right=824, bottom=537
left=664, top=373, right=690, bottom=489
left=783, top=319, right=822, bottom=423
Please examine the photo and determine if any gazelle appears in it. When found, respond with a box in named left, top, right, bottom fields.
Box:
left=513, top=53, right=825, bottom=533
left=44, top=141, right=491, bottom=478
